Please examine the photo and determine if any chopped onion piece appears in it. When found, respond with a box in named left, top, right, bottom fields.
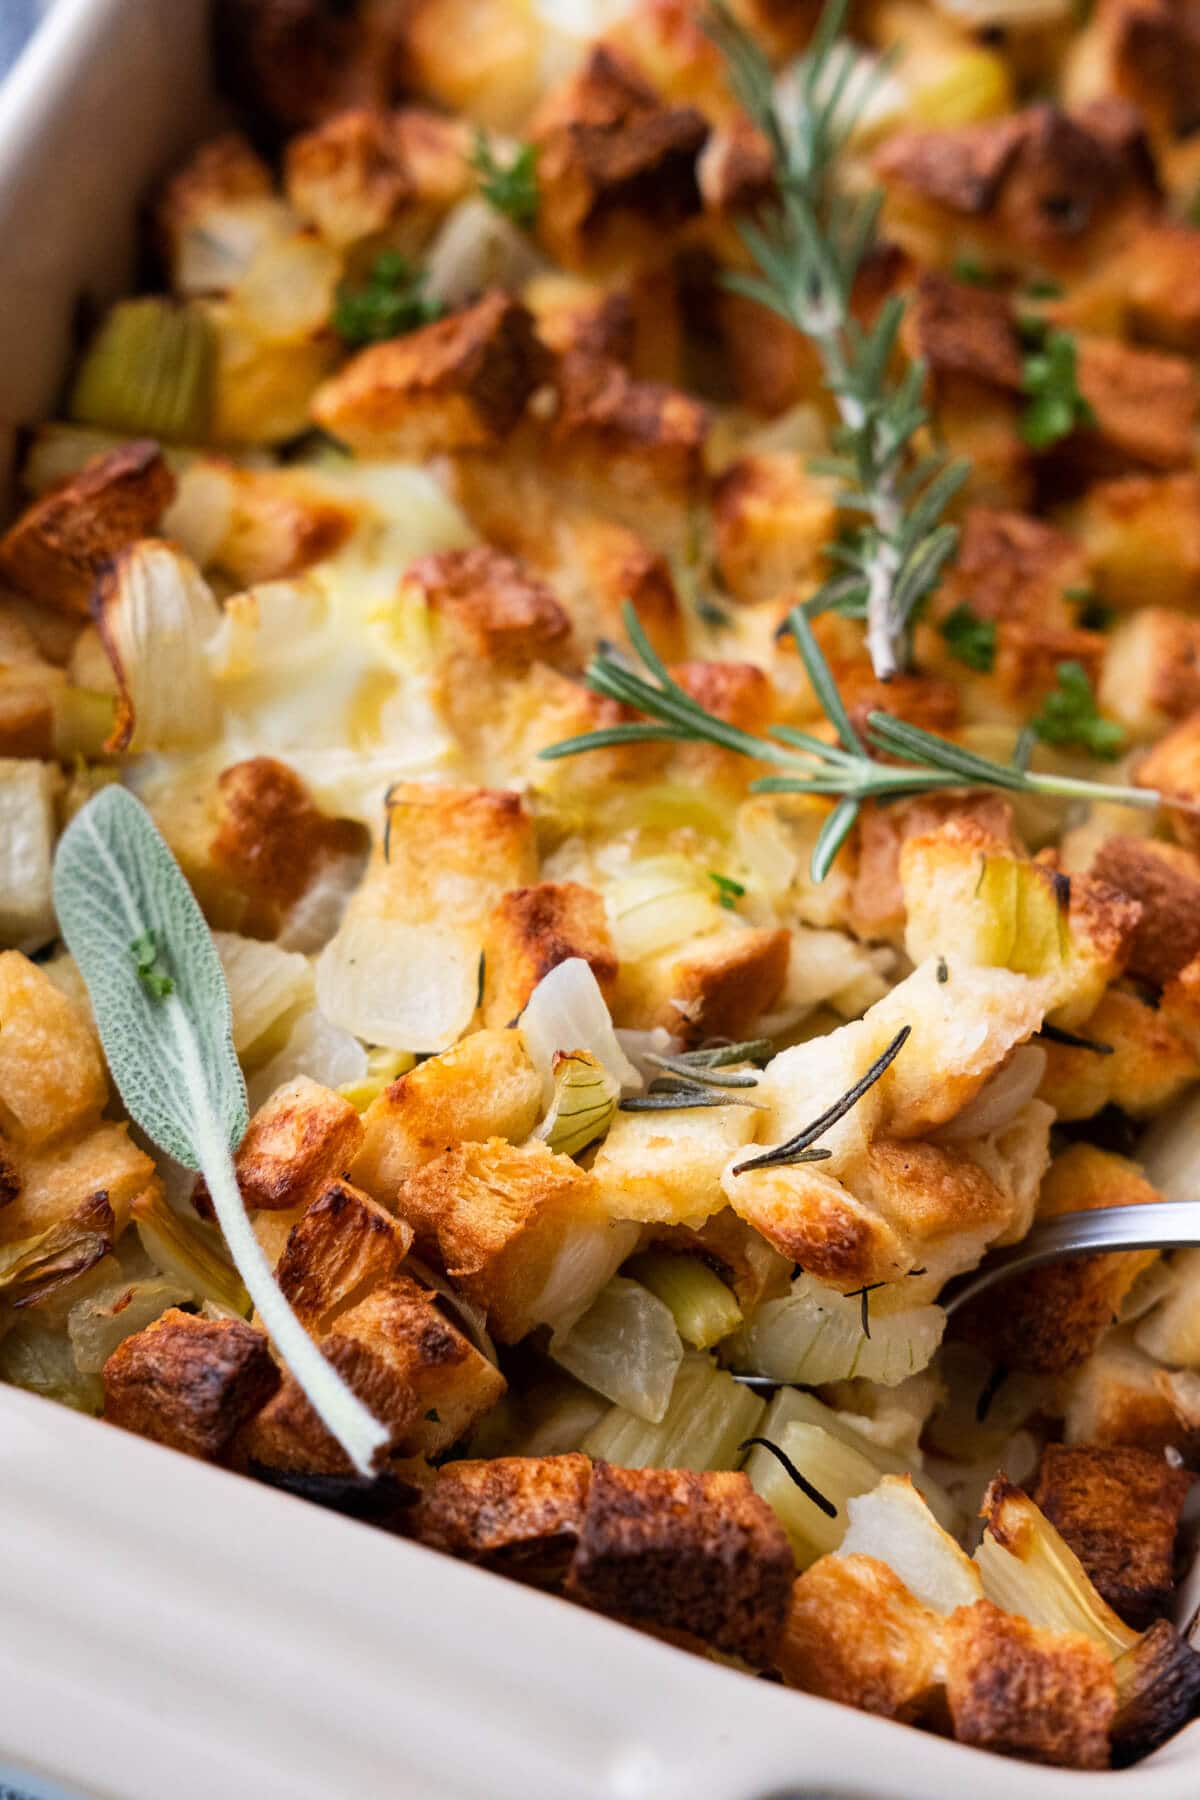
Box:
left=841, top=1477, right=982, bottom=1614
left=69, top=1274, right=194, bottom=1373
left=582, top=1352, right=764, bottom=1470
left=317, top=916, right=479, bottom=1053
left=212, top=931, right=313, bottom=1057
left=551, top=1277, right=683, bottom=1423
left=730, top=1274, right=946, bottom=1387
left=1139, top=1087, right=1200, bottom=1204
left=519, top=958, right=641, bottom=1101
left=607, top=856, right=722, bottom=961
left=94, top=541, right=222, bottom=752
left=536, top=1050, right=619, bottom=1157
left=533, top=1221, right=641, bottom=1339
left=425, top=197, right=544, bottom=309
left=245, top=1007, right=367, bottom=1113
left=935, top=1044, right=1047, bottom=1142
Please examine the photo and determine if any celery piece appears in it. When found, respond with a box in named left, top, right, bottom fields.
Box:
left=582, top=1352, right=764, bottom=1471
left=626, top=1251, right=743, bottom=1350
left=70, top=298, right=215, bottom=442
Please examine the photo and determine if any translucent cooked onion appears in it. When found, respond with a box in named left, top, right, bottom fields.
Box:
left=94, top=541, right=222, bottom=752
left=607, top=856, right=722, bottom=961
left=935, top=1044, right=1047, bottom=1142
left=1139, top=1087, right=1200, bottom=1203
left=550, top=1277, right=683, bottom=1423
left=317, top=916, right=479, bottom=1053
left=212, top=931, right=313, bottom=1057
left=613, top=1026, right=679, bottom=1081
left=425, top=197, right=544, bottom=309
left=68, top=1274, right=193, bottom=1374
left=532, top=1221, right=640, bottom=1339
left=519, top=958, right=642, bottom=1101
left=840, top=1477, right=982, bottom=1614
left=730, top=1274, right=946, bottom=1387
left=245, top=1008, right=368, bottom=1113
left=582, top=1351, right=764, bottom=1470
left=535, top=1051, right=619, bottom=1157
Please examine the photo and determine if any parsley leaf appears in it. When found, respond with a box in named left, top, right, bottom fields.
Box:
left=952, top=255, right=993, bottom=286
left=470, top=131, right=539, bottom=227
left=129, top=929, right=174, bottom=999
left=939, top=603, right=996, bottom=673
left=1019, top=325, right=1095, bottom=450
left=332, top=252, right=444, bottom=347
left=1032, top=661, right=1124, bottom=760
left=708, top=872, right=746, bottom=910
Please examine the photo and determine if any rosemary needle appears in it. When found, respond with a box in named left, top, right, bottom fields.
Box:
left=733, top=1024, right=911, bottom=1174
left=739, top=1436, right=838, bottom=1518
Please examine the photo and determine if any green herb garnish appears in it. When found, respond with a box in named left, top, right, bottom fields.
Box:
left=1020, top=324, right=1095, bottom=449
left=1032, top=660, right=1124, bottom=759
left=952, top=255, right=994, bottom=286
left=332, top=251, right=444, bottom=347
left=470, top=130, right=539, bottom=227
left=54, top=787, right=388, bottom=1477
left=708, top=871, right=746, bottom=910
left=939, top=603, right=997, bottom=673
left=733, top=1024, right=910, bottom=1173
left=130, top=929, right=174, bottom=999
left=703, top=0, right=969, bottom=680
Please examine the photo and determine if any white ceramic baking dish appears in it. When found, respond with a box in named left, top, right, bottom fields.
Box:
left=1, top=6, right=1198, bottom=1796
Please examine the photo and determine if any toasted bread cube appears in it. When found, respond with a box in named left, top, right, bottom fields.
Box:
left=328, top=1270, right=506, bottom=1456
left=1077, top=336, right=1198, bottom=473
left=942, top=1598, right=1115, bottom=1769
left=849, top=791, right=1018, bottom=945
left=312, top=291, right=548, bottom=457
left=284, top=106, right=471, bottom=249
left=407, top=545, right=573, bottom=671
left=232, top=1330, right=421, bottom=1478
left=862, top=1134, right=1040, bottom=1291
left=523, top=274, right=636, bottom=365
left=352, top=1028, right=542, bottom=1201
left=0, top=605, right=66, bottom=759
left=991, top=622, right=1107, bottom=708
left=593, top=1102, right=759, bottom=1229
left=552, top=513, right=686, bottom=661
left=531, top=47, right=708, bottom=274
left=712, top=453, right=837, bottom=604
left=900, top=820, right=1140, bottom=1029
left=164, top=754, right=365, bottom=938
left=0, top=441, right=175, bottom=617
left=0, top=952, right=106, bottom=1147
left=1033, top=1444, right=1193, bottom=1630
left=274, top=1180, right=411, bottom=1331
left=1136, top=710, right=1200, bottom=848
left=481, top=883, right=616, bottom=1027
left=401, top=0, right=545, bottom=132
left=904, top=272, right=1023, bottom=391
left=210, top=0, right=405, bottom=134
left=206, top=465, right=355, bottom=587
left=1100, top=608, right=1200, bottom=741
left=103, top=1310, right=281, bottom=1462
left=564, top=1462, right=792, bottom=1666
left=1090, top=836, right=1200, bottom=986
left=234, top=1076, right=364, bottom=1213
left=935, top=506, right=1084, bottom=634
left=957, top=1145, right=1160, bottom=1372
left=777, top=1552, right=944, bottom=1716
left=1062, top=1329, right=1194, bottom=1456
left=1065, top=0, right=1200, bottom=142
left=1038, top=988, right=1200, bottom=1119
left=3, top=1123, right=157, bottom=1243
left=366, top=782, right=536, bottom=929
left=413, top=1451, right=591, bottom=1578
left=728, top=1160, right=912, bottom=1290
left=617, top=925, right=790, bottom=1045
left=549, top=350, right=708, bottom=528
left=1118, top=222, right=1200, bottom=352
left=393, top=1137, right=617, bottom=1342
left=1074, top=472, right=1200, bottom=612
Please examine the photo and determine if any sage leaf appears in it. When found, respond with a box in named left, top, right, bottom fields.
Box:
left=53, top=786, right=388, bottom=1477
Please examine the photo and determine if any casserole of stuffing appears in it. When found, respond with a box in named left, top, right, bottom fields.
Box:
left=3, top=0, right=1200, bottom=1775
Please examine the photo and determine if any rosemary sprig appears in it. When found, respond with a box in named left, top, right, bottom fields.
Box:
left=645, top=1052, right=760, bottom=1088
left=739, top=1436, right=837, bottom=1517
left=734, top=1024, right=911, bottom=1173
left=540, top=602, right=1162, bottom=883
left=619, top=1086, right=768, bottom=1113
left=704, top=0, right=968, bottom=679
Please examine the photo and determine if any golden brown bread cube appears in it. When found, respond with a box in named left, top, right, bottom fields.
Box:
left=481, top=882, right=617, bottom=1027
left=1099, top=608, right=1200, bottom=740
left=1066, top=0, right=1200, bottom=142
left=549, top=349, right=708, bottom=529
left=1135, top=710, right=1200, bottom=848
left=728, top=1158, right=911, bottom=1291
left=103, top=1310, right=281, bottom=1462
left=552, top=513, right=686, bottom=662
left=617, top=924, right=791, bottom=1046
left=0, top=441, right=175, bottom=617
left=941, top=1598, right=1116, bottom=1770
left=531, top=46, right=709, bottom=274
left=412, top=1451, right=591, bottom=1578
left=564, top=1462, right=793, bottom=1668
left=408, top=545, right=574, bottom=671
left=351, top=1028, right=542, bottom=1201
left=1037, top=988, right=1200, bottom=1120
left=284, top=105, right=471, bottom=249
left=2, top=1122, right=157, bottom=1243
left=233, top=1076, right=365, bottom=1213
left=232, top=1331, right=421, bottom=1478
left=312, top=291, right=549, bottom=457
left=849, top=791, right=1018, bottom=946
left=367, top=782, right=537, bottom=929
left=1073, top=472, right=1200, bottom=613
left=392, top=1137, right=615, bottom=1342
left=1118, top=221, right=1200, bottom=352
left=205, top=466, right=356, bottom=587
left=156, top=129, right=274, bottom=261
left=0, top=952, right=107, bottom=1147
left=205, top=755, right=364, bottom=937
left=274, top=1179, right=411, bottom=1331
left=325, top=1270, right=506, bottom=1457
left=1076, top=336, right=1199, bottom=473
left=211, top=0, right=406, bottom=134
left=0, top=609, right=66, bottom=759
left=1090, top=836, right=1200, bottom=986
left=933, top=505, right=1084, bottom=634
left=1033, top=1444, right=1194, bottom=1630
left=956, top=1145, right=1160, bottom=1373
left=1063, top=1330, right=1198, bottom=1458
left=711, top=452, right=836, bottom=605
left=903, top=271, right=1023, bottom=391
left=777, top=1552, right=945, bottom=1718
